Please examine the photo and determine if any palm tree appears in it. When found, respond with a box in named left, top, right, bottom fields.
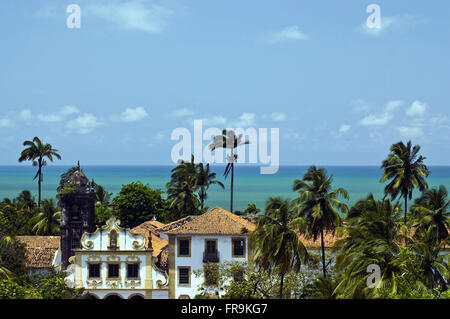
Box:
left=196, top=162, right=224, bottom=210
left=334, top=195, right=405, bottom=298
left=380, top=141, right=430, bottom=228
left=14, top=190, right=37, bottom=210
left=209, top=130, right=250, bottom=212
left=251, top=197, right=309, bottom=299
left=18, top=137, right=61, bottom=206
left=93, top=183, right=113, bottom=205
left=409, top=225, right=449, bottom=291
left=32, top=199, right=61, bottom=235
left=166, top=157, right=201, bottom=217
left=410, top=185, right=450, bottom=244
left=292, top=166, right=348, bottom=277
left=244, top=203, right=261, bottom=216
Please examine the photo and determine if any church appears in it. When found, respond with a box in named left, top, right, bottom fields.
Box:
left=39, top=165, right=257, bottom=299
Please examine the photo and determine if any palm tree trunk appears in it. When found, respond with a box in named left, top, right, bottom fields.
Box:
left=38, top=157, right=42, bottom=207
left=200, top=187, right=205, bottom=211
left=279, top=273, right=285, bottom=299
left=321, top=226, right=327, bottom=278
left=230, top=147, right=234, bottom=212
left=404, top=196, right=408, bottom=245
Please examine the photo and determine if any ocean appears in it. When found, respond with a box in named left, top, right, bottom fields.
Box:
left=1, top=165, right=450, bottom=212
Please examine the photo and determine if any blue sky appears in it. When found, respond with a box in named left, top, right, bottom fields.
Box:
left=0, top=0, right=449, bottom=166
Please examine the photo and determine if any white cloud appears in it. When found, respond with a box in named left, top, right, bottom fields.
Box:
left=267, top=25, right=310, bottom=44
left=265, top=112, right=286, bottom=122
left=121, top=107, right=148, bottom=122
left=385, top=100, right=404, bottom=112
left=234, top=112, right=256, bottom=127
left=360, top=113, right=393, bottom=126
left=86, top=0, right=174, bottom=34
left=37, top=106, right=80, bottom=123
left=339, top=125, right=351, bottom=133
left=19, top=109, right=32, bottom=121
left=0, top=118, right=12, bottom=127
left=359, top=100, right=403, bottom=126
left=406, top=100, right=427, bottom=117
left=60, top=105, right=80, bottom=116
left=397, top=126, right=423, bottom=139
left=67, top=113, right=104, bottom=134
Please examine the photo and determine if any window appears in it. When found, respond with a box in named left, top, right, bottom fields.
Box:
left=108, top=264, right=120, bottom=278
left=88, top=263, right=100, bottom=278
left=127, top=263, right=139, bottom=279
left=232, top=238, right=245, bottom=257
left=178, top=267, right=190, bottom=285
left=178, top=238, right=191, bottom=257
left=203, top=239, right=219, bottom=263
left=206, top=240, right=217, bottom=253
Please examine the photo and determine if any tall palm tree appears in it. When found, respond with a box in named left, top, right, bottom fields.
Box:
left=18, top=137, right=61, bottom=206
left=166, top=157, right=201, bottom=217
left=380, top=141, right=430, bottom=228
left=251, top=197, right=309, bottom=299
left=209, top=130, right=250, bottom=212
left=292, top=166, right=348, bottom=277
left=196, top=162, right=224, bottom=210
left=410, top=185, right=450, bottom=244
left=334, top=195, right=405, bottom=298
left=32, top=199, right=61, bottom=235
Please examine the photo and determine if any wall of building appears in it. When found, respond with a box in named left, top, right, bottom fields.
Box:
left=172, top=234, right=249, bottom=299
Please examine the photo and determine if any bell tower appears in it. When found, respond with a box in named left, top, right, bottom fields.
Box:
left=60, top=163, right=95, bottom=270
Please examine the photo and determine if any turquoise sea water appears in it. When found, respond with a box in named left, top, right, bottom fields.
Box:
left=1, top=165, right=450, bottom=212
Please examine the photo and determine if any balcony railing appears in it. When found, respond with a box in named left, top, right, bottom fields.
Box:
left=203, top=250, right=220, bottom=263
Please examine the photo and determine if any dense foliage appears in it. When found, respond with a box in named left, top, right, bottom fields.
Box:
left=112, top=181, right=169, bottom=228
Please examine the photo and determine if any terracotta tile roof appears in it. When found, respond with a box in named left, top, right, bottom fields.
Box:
left=157, top=215, right=197, bottom=233
left=132, top=220, right=162, bottom=237
left=16, top=236, right=60, bottom=268
left=296, top=231, right=341, bottom=249
left=131, top=224, right=168, bottom=257
left=148, top=220, right=166, bottom=229
left=164, top=207, right=256, bottom=235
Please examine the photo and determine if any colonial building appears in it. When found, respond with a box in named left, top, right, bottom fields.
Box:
left=160, top=206, right=256, bottom=299
left=64, top=216, right=169, bottom=299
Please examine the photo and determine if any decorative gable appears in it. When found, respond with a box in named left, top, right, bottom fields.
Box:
left=80, top=216, right=147, bottom=251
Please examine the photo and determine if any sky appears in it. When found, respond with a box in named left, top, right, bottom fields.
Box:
left=0, top=0, right=449, bottom=166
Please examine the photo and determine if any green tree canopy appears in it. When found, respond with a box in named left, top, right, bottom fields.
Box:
left=112, top=181, right=168, bottom=228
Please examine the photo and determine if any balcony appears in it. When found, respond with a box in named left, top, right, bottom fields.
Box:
left=203, top=250, right=220, bottom=263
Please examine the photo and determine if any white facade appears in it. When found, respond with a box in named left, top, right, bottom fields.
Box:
left=168, top=234, right=250, bottom=299
left=64, top=216, right=169, bottom=299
